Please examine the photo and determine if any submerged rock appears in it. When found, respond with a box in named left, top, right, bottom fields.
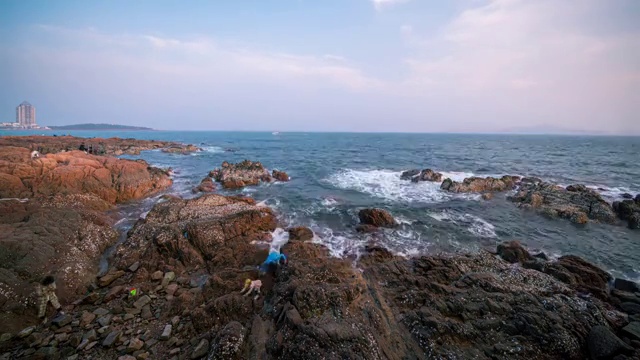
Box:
left=510, top=182, right=617, bottom=225
left=358, top=208, right=398, bottom=228
left=612, top=199, right=640, bottom=229
left=272, top=170, right=290, bottom=182
left=441, top=175, right=520, bottom=193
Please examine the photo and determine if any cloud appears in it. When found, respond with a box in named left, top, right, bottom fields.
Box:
left=371, top=0, right=410, bottom=11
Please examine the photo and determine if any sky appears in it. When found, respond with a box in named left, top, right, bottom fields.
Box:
left=0, top=0, right=639, bottom=134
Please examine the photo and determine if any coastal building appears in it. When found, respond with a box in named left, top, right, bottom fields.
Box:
left=16, top=101, right=36, bottom=127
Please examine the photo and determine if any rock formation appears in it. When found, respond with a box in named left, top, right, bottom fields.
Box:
left=358, top=208, right=398, bottom=228
left=400, top=169, right=443, bottom=182
left=206, top=160, right=289, bottom=189
left=613, top=199, right=640, bottom=229
left=441, top=175, right=520, bottom=193
left=509, top=182, right=617, bottom=225
left=0, top=135, right=200, bottom=156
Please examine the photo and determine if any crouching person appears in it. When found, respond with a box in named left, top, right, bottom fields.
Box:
left=36, top=275, right=64, bottom=322
left=240, top=279, right=262, bottom=300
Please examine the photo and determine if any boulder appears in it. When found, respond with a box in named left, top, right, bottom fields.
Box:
left=614, top=278, right=640, bottom=293
left=400, top=169, right=420, bottom=180
left=355, top=224, right=379, bottom=233
left=441, top=175, right=520, bottom=193
left=192, top=177, right=216, bottom=193
left=621, top=322, right=640, bottom=341
left=288, top=227, right=313, bottom=241
left=272, top=170, right=290, bottom=182
left=209, top=160, right=271, bottom=189
left=358, top=208, right=398, bottom=228
left=208, top=322, right=245, bottom=360
left=482, top=193, right=493, bottom=200
left=587, top=326, right=634, bottom=360
left=411, top=169, right=443, bottom=183
left=496, top=241, right=533, bottom=264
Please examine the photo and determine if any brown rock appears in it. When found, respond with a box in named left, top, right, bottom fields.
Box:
left=80, top=311, right=96, bottom=326
left=192, top=177, right=216, bottom=193
left=482, top=193, right=493, bottom=200
left=358, top=208, right=398, bottom=228
left=99, top=270, right=125, bottom=287
left=105, top=285, right=125, bottom=302
left=411, top=169, right=443, bottom=183
left=272, top=170, right=290, bottom=182
left=210, top=160, right=270, bottom=189
left=497, top=241, right=534, bottom=264
left=441, top=175, right=520, bottom=193
left=288, top=227, right=313, bottom=241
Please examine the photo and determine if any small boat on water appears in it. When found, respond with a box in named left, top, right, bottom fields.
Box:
left=272, top=131, right=280, bottom=135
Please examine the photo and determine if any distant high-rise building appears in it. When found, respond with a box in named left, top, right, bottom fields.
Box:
left=16, top=101, right=36, bottom=127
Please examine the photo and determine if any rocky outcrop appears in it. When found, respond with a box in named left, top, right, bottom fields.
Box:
left=441, top=175, right=520, bottom=193
left=400, top=169, right=443, bottom=182
left=613, top=199, right=640, bottom=229
left=192, top=177, right=216, bottom=193
left=0, top=147, right=172, bottom=203
left=288, top=227, right=313, bottom=241
left=272, top=170, right=290, bottom=182
left=509, top=182, right=617, bottom=225
left=0, top=135, right=199, bottom=155
left=209, top=160, right=272, bottom=189
left=358, top=208, right=398, bottom=228
left=161, top=144, right=201, bottom=154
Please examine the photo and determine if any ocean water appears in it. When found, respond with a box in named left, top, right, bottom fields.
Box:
left=4, top=130, right=640, bottom=281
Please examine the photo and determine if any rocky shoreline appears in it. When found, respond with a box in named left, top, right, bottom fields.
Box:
left=1, top=139, right=639, bottom=359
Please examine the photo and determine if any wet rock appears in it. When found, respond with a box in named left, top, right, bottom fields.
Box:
left=621, top=322, right=640, bottom=341
left=191, top=338, right=209, bottom=359
left=0, top=333, right=12, bottom=342
left=400, top=169, right=420, bottom=180
left=355, top=224, right=379, bottom=233
left=441, top=175, right=519, bottom=193
left=622, top=193, right=634, bottom=199
left=510, top=182, right=617, bottom=225
left=612, top=200, right=640, bottom=229
left=536, top=255, right=612, bottom=300
left=587, top=326, right=635, bottom=360
left=621, top=302, right=640, bottom=315
left=629, top=213, right=640, bottom=229
left=411, top=168, right=443, bottom=183
left=614, top=278, right=640, bottom=293
left=272, top=170, right=290, bottom=181
left=482, top=193, right=493, bottom=200
left=192, top=177, right=216, bottom=193
left=497, top=241, right=533, bottom=264
left=161, top=144, right=201, bottom=154
left=160, top=325, right=172, bottom=341
left=209, top=160, right=271, bottom=189
left=288, top=226, right=313, bottom=241
left=208, top=321, right=245, bottom=360
left=358, top=208, right=397, bottom=228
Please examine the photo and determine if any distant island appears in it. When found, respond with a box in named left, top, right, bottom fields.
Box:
left=49, top=123, right=154, bottom=131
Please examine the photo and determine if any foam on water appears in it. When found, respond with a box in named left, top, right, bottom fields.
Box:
left=428, top=210, right=497, bottom=238
left=270, top=228, right=290, bottom=253
left=439, top=171, right=476, bottom=182
left=201, top=146, right=225, bottom=153
left=326, top=169, right=453, bottom=203
left=591, top=185, right=635, bottom=201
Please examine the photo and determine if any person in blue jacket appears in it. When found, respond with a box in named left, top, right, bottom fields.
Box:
left=259, top=251, right=288, bottom=276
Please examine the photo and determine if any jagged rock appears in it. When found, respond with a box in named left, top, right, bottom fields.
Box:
left=80, top=311, right=96, bottom=326
left=166, top=284, right=179, bottom=296
left=128, top=262, right=140, bottom=272
left=400, top=169, right=420, bottom=180
left=102, top=331, right=121, bottom=347
left=105, top=286, right=124, bottom=302
left=587, top=326, right=634, bottom=360
left=99, top=270, right=125, bottom=287
left=93, top=308, right=110, bottom=316
left=497, top=241, right=534, bottom=264
left=191, top=339, right=209, bottom=359
left=621, top=322, right=640, bottom=341
left=160, top=325, right=172, bottom=341
left=614, top=278, right=640, bottom=293
left=208, top=322, right=245, bottom=360
left=411, top=169, right=443, bottom=183
left=97, top=314, right=113, bottom=327
left=133, top=295, right=151, bottom=309
left=209, top=160, right=271, bottom=189
left=192, top=177, right=216, bottom=193
left=358, top=208, right=397, bottom=228
left=441, top=175, right=520, bottom=193
left=272, top=170, right=290, bottom=181
left=511, top=182, right=617, bottom=225
left=52, top=314, right=73, bottom=327
left=127, top=338, right=144, bottom=352
left=288, top=227, right=313, bottom=241
left=17, top=326, right=35, bottom=338
left=621, top=302, right=640, bottom=315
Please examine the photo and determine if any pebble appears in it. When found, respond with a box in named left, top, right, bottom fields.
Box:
left=145, top=338, right=158, bottom=349
left=102, top=331, right=121, bottom=347
left=117, top=355, right=136, bottom=360
left=93, top=307, right=110, bottom=316
left=151, top=271, right=163, bottom=281
left=97, top=314, right=113, bottom=327
left=171, top=316, right=180, bottom=326
left=134, top=295, right=151, bottom=309
left=160, top=325, right=172, bottom=341
left=169, top=348, right=181, bottom=355
left=162, top=271, right=176, bottom=287
left=85, top=341, right=98, bottom=351
left=84, top=329, right=97, bottom=341
left=76, top=338, right=89, bottom=350
left=191, top=339, right=209, bottom=359
left=166, top=283, right=179, bottom=296
left=128, top=338, right=144, bottom=352
left=128, top=261, right=140, bottom=272
left=81, top=311, right=96, bottom=326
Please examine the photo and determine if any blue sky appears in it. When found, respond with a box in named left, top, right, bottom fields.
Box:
left=1, top=0, right=639, bottom=133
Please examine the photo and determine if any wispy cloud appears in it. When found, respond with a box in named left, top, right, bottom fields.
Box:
left=371, top=0, right=410, bottom=11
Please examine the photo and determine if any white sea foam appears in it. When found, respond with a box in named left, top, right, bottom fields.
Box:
left=428, top=210, right=497, bottom=238
left=326, top=169, right=453, bottom=203
left=590, top=185, right=635, bottom=200
left=202, top=146, right=224, bottom=153
left=270, top=228, right=290, bottom=253
left=440, top=171, right=476, bottom=182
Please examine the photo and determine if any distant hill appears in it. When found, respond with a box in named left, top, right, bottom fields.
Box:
left=49, top=123, right=154, bottom=131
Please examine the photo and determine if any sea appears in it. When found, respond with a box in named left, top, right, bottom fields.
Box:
left=3, top=130, right=640, bottom=281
